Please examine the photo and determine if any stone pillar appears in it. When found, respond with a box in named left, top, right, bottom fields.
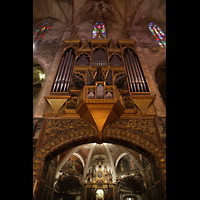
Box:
left=33, top=27, right=73, bottom=118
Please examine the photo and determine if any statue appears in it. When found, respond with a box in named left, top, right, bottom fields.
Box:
left=92, top=165, right=96, bottom=177
left=104, top=165, right=108, bottom=176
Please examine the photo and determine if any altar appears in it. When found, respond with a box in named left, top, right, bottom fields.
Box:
left=85, top=158, right=115, bottom=200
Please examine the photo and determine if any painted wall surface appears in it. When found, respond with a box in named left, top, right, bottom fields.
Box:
left=116, top=155, right=139, bottom=174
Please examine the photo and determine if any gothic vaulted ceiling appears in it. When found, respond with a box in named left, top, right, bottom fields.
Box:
left=33, top=0, right=166, bottom=28
left=55, top=143, right=143, bottom=180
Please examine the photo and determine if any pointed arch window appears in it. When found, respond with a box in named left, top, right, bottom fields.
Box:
left=92, top=22, right=106, bottom=39
left=148, top=23, right=166, bottom=48
left=33, top=21, right=50, bottom=47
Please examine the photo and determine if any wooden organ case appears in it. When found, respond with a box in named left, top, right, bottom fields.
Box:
left=44, top=36, right=156, bottom=124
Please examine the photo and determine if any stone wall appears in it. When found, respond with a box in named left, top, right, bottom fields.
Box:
left=33, top=16, right=166, bottom=118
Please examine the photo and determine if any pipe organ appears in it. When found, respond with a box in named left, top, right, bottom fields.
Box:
left=51, top=48, right=75, bottom=93
left=124, top=48, right=149, bottom=93
left=91, top=48, right=108, bottom=66
left=44, top=38, right=155, bottom=118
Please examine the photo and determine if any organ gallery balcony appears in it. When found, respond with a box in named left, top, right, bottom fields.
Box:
left=75, top=82, right=125, bottom=136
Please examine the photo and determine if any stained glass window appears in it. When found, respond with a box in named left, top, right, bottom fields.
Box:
left=148, top=23, right=166, bottom=48
left=33, top=21, right=50, bottom=47
left=92, top=22, right=106, bottom=39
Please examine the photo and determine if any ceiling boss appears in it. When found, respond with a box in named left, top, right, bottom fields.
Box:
left=85, top=0, right=117, bottom=25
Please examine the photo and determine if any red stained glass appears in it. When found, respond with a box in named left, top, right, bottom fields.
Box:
left=149, top=23, right=166, bottom=48
left=33, top=22, right=50, bottom=46
left=92, top=22, right=106, bottom=39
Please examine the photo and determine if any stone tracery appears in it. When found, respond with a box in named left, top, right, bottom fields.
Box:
left=85, top=0, right=117, bottom=25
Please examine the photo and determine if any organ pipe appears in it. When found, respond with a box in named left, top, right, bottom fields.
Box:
left=125, top=54, right=137, bottom=92
left=51, top=48, right=74, bottom=92
left=124, top=55, right=134, bottom=92
left=127, top=49, right=140, bottom=92
left=59, top=49, right=72, bottom=92
left=52, top=53, right=67, bottom=92
left=91, top=48, right=107, bottom=66
left=124, top=48, right=149, bottom=93
left=53, top=52, right=68, bottom=92
left=133, top=52, right=148, bottom=92
left=66, top=58, right=74, bottom=91
left=129, top=50, right=144, bottom=92
left=126, top=50, right=140, bottom=92
left=64, top=55, right=74, bottom=92
left=56, top=51, right=70, bottom=92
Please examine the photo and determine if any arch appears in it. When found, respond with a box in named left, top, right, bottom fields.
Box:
left=83, top=143, right=96, bottom=178
left=91, top=47, right=108, bottom=66
left=121, top=46, right=136, bottom=55
left=116, top=174, right=145, bottom=200
left=115, top=151, right=144, bottom=176
left=73, top=71, right=86, bottom=83
left=63, top=45, right=77, bottom=54
left=108, top=52, right=123, bottom=61
left=33, top=54, right=48, bottom=76
left=55, top=145, right=84, bottom=178
left=104, top=143, right=117, bottom=180
left=33, top=17, right=66, bottom=76
left=115, top=153, right=127, bottom=168
left=109, top=53, right=124, bottom=66
left=113, top=72, right=126, bottom=85
left=131, top=1, right=166, bottom=26
left=117, top=146, right=144, bottom=176
left=123, top=194, right=140, bottom=200
left=73, top=153, right=85, bottom=168
left=58, top=153, right=84, bottom=175
left=75, top=52, right=90, bottom=66
left=71, top=71, right=86, bottom=90
left=115, top=154, right=140, bottom=175
left=75, top=52, right=90, bottom=61
left=92, top=45, right=107, bottom=54
left=33, top=119, right=166, bottom=200
left=33, top=1, right=67, bottom=25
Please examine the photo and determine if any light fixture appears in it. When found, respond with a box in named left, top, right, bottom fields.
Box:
left=39, top=73, right=45, bottom=80
left=96, top=189, right=104, bottom=199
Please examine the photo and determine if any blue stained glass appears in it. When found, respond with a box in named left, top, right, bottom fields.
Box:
left=33, top=22, right=50, bottom=46
left=92, top=22, right=106, bottom=39
left=149, top=23, right=166, bottom=48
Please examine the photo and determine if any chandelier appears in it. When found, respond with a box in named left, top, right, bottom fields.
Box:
left=85, top=0, right=117, bottom=25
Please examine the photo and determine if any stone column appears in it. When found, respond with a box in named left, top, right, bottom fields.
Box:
left=33, top=27, right=73, bottom=118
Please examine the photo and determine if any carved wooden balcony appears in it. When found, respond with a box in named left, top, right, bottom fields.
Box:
left=75, top=83, right=125, bottom=137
